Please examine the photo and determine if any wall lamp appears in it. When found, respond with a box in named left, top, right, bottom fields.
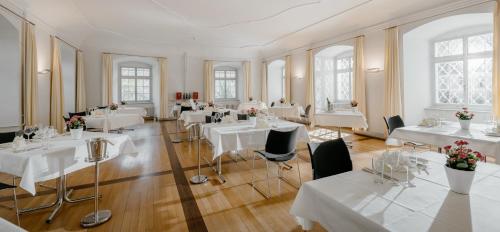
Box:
left=38, top=69, right=51, bottom=75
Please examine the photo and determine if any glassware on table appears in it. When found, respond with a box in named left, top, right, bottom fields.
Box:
left=403, top=166, right=416, bottom=188
left=372, top=155, right=384, bottom=184
left=24, top=124, right=36, bottom=143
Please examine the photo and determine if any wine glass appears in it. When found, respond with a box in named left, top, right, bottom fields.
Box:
left=24, top=125, right=36, bottom=143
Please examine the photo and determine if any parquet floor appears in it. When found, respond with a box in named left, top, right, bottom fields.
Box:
left=0, top=121, right=391, bottom=231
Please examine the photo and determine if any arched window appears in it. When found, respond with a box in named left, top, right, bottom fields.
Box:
left=314, top=45, right=354, bottom=112
left=267, top=59, right=286, bottom=104
left=214, top=66, right=238, bottom=100
left=118, top=61, right=153, bottom=103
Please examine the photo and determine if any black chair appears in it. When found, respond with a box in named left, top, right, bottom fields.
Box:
left=181, top=106, right=192, bottom=113
left=0, top=132, right=16, bottom=144
left=224, top=111, right=230, bottom=116
left=301, top=105, right=311, bottom=118
left=270, top=102, right=275, bottom=107
left=68, top=111, right=86, bottom=118
left=205, top=115, right=214, bottom=123
left=97, top=106, right=108, bottom=109
left=237, top=114, right=249, bottom=120
left=251, top=128, right=301, bottom=198
left=383, top=115, right=427, bottom=149
left=307, top=139, right=353, bottom=180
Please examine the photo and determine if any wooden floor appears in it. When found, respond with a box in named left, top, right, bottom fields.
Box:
left=0, top=121, right=390, bottom=231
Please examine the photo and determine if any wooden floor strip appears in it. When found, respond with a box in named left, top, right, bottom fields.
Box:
left=162, top=122, right=208, bottom=232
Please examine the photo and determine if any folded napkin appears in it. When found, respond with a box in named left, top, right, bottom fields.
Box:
left=418, top=118, right=438, bottom=127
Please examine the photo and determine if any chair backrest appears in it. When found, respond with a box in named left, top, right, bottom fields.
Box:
left=270, top=102, right=275, bottom=107
left=310, top=138, right=352, bottom=180
left=307, top=142, right=320, bottom=170
left=97, top=106, right=108, bottom=109
left=385, top=115, right=405, bottom=135
left=237, top=114, right=249, bottom=120
left=69, top=111, right=86, bottom=118
left=265, top=128, right=298, bottom=155
left=224, top=111, right=230, bottom=116
left=0, top=132, right=16, bottom=144
left=181, top=106, right=192, bottom=112
left=205, top=115, right=213, bottom=123
left=304, top=105, right=311, bottom=117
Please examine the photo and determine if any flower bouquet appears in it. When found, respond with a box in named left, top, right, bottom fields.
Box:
left=109, top=103, right=119, bottom=111
left=443, top=140, right=484, bottom=194
left=455, top=107, right=474, bottom=130
left=279, top=98, right=286, bottom=104
left=67, top=116, right=86, bottom=139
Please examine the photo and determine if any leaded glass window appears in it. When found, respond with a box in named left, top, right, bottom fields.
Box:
left=119, top=65, right=153, bottom=103
left=214, top=68, right=238, bottom=100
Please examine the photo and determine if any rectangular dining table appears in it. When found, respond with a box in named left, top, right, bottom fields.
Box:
left=0, top=132, right=136, bottom=222
left=290, top=151, right=500, bottom=231
left=202, top=119, right=310, bottom=182
left=84, top=113, right=144, bottom=132
left=389, top=122, right=500, bottom=163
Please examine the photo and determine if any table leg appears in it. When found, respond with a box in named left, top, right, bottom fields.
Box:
left=216, top=156, right=226, bottom=183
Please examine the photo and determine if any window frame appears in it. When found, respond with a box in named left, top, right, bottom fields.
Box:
left=214, top=66, right=238, bottom=101
left=118, top=63, right=153, bottom=104
left=334, top=51, right=354, bottom=103
left=431, top=30, right=493, bottom=110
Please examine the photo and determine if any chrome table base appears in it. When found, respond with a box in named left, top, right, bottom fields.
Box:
left=81, top=210, right=112, bottom=227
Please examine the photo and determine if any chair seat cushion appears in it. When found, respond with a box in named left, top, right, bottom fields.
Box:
left=0, top=182, right=15, bottom=190
left=255, top=150, right=296, bottom=162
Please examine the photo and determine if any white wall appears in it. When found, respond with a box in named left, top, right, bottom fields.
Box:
left=267, top=59, right=285, bottom=105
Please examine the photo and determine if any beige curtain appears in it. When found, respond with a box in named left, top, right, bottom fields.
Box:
left=243, top=61, right=252, bottom=101
left=21, top=22, right=38, bottom=126
left=76, top=50, right=86, bottom=112
left=383, top=27, right=402, bottom=117
left=49, top=37, right=65, bottom=133
left=159, top=57, right=169, bottom=119
left=101, top=53, right=113, bottom=106
left=493, top=1, right=500, bottom=117
left=261, top=61, right=268, bottom=103
left=285, top=55, right=292, bottom=101
left=305, top=50, right=315, bottom=126
left=353, top=36, right=367, bottom=116
left=204, top=60, right=214, bottom=102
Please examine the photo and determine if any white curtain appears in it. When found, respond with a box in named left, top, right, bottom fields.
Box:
left=159, top=57, right=169, bottom=119
left=204, top=60, right=214, bottom=102
left=243, top=61, right=252, bottom=101
left=353, top=36, right=367, bottom=116
left=493, top=1, right=500, bottom=117
left=261, top=61, right=268, bottom=103
left=49, top=37, right=65, bottom=133
left=285, top=55, right=292, bottom=101
left=76, top=50, right=86, bottom=112
left=384, top=27, right=402, bottom=117
left=101, top=53, right=113, bottom=106
left=305, top=50, right=315, bottom=125
left=21, top=22, right=38, bottom=126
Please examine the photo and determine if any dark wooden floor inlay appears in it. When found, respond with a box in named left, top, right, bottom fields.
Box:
left=161, top=122, right=208, bottom=232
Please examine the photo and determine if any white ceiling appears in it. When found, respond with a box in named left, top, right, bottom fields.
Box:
left=10, top=0, right=466, bottom=55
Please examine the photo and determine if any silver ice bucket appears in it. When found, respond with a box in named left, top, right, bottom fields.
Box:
left=86, top=138, right=113, bottom=162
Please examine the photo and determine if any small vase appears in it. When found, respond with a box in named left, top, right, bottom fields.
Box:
left=444, top=165, right=475, bottom=194
left=459, top=119, right=471, bottom=130
left=70, top=128, right=83, bottom=140
left=249, top=116, right=256, bottom=125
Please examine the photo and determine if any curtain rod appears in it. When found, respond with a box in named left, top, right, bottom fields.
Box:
left=103, top=52, right=166, bottom=59
left=266, top=0, right=495, bottom=60
left=55, top=36, right=81, bottom=52
left=0, top=3, right=35, bottom=25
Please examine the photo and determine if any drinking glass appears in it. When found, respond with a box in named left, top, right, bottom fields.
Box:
left=24, top=125, right=36, bottom=143
left=372, top=155, right=384, bottom=184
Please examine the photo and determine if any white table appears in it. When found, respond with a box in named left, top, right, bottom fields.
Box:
left=315, top=111, right=368, bottom=129
left=84, top=113, right=144, bottom=131
left=116, top=106, right=147, bottom=116
left=0, top=217, right=26, bottom=232
left=268, top=106, right=302, bottom=119
left=0, top=132, right=136, bottom=195
left=291, top=151, right=500, bottom=231
left=202, top=119, right=310, bottom=182
left=179, top=109, right=237, bottom=126
left=390, top=122, right=500, bottom=163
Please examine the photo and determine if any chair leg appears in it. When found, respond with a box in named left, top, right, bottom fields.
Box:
left=265, top=160, right=272, bottom=197
left=277, top=163, right=281, bottom=195
left=251, top=153, right=256, bottom=188
left=296, top=158, right=302, bottom=186
left=12, top=177, right=19, bottom=226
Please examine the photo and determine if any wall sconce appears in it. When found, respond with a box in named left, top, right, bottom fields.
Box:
left=38, top=69, right=51, bottom=75
left=295, top=75, right=304, bottom=79
left=366, top=68, right=383, bottom=73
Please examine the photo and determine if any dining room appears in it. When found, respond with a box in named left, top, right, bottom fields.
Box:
left=1, top=0, right=500, bottom=231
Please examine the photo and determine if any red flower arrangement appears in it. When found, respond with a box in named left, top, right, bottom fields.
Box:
left=444, top=140, right=484, bottom=171
left=455, top=107, right=474, bottom=120
left=247, top=107, right=258, bottom=117
left=66, top=116, right=86, bottom=129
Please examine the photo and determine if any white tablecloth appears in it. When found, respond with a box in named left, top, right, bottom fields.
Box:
left=0, top=132, right=136, bottom=195
left=116, top=106, right=147, bottom=116
left=268, top=106, right=302, bottom=119
left=0, top=217, right=26, bottom=232
left=84, top=114, right=144, bottom=131
left=179, top=109, right=237, bottom=126
left=291, top=151, right=500, bottom=231
left=390, top=122, right=500, bottom=163
left=202, top=120, right=310, bottom=160
left=237, top=102, right=268, bottom=111
left=315, top=111, right=368, bottom=128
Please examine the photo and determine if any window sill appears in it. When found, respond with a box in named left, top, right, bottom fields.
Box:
left=425, top=106, right=491, bottom=113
